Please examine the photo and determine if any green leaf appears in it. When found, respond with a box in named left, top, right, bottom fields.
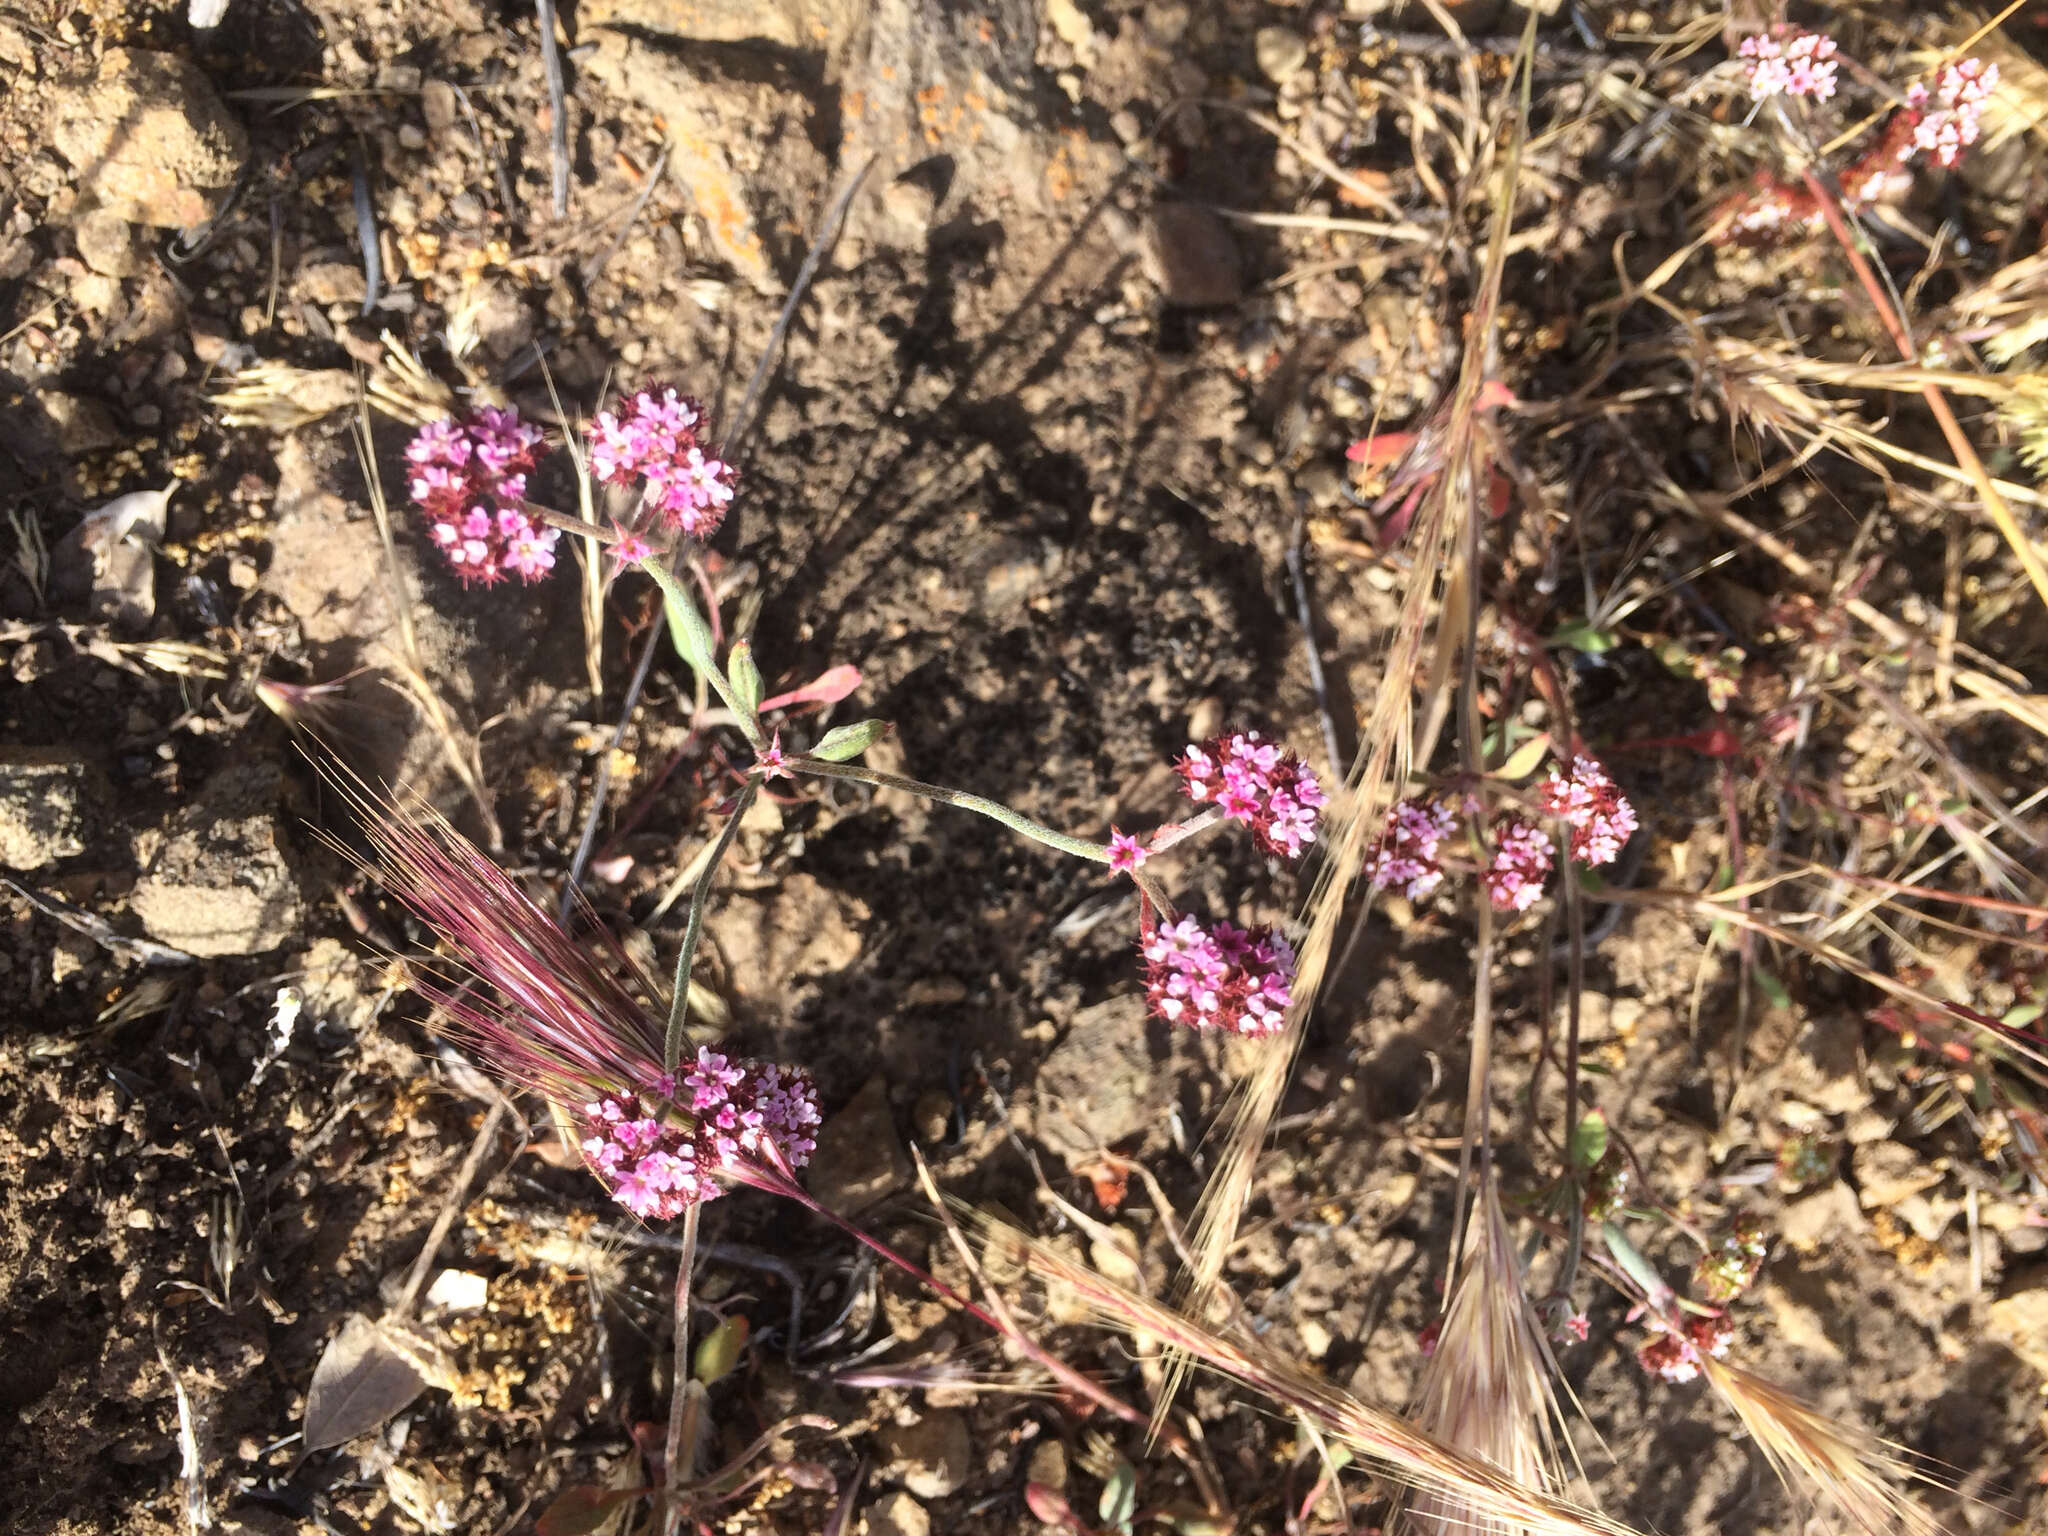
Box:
left=1569, top=1108, right=1608, bottom=1173
left=641, top=559, right=715, bottom=676
left=1098, top=1455, right=1138, bottom=1532
left=1549, top=619, right=1616, bottom=655
left=693, top=1313, right=749, bottom=1385
left=1493, top=730, right=1554, bottom=782
left=726, top=639, right=763, bottom=720
left=811, top=718, right=891, bottom=763
left=1752, top=965, right=1792, bottom=1010
left=2005, top=1002, right=2043, bottom=1029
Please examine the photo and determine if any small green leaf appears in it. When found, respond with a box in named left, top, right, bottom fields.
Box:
left=811, top=718, right=891, bottom=763
left=1493, top=730, right=1554, bottom=782
left=693, top=1313, right=749, bottom=1385
left=1753, top=965, right=1792, bottom=1010
left=1549, top=619, right=1616, bottom=655
left=1098, top=1455, right=1138, bottom=1532
left=1569, top=1108, right=1608, bottom=1173
left=641, top=559, right=715, bottom=675
left=726, top=639, right=763, bottom=720
left=2005, top=1002, right=2043, bottom=1029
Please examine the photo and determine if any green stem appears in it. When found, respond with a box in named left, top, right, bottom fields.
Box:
left=787, top=754, right=1112, bottom=863
left=664, top=778, right=759, bottom=1073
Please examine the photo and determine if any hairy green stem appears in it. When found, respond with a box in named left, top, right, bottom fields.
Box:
left=661, top=1201, right=701, bottom=1536
left=788, top=754, right=1112, bottom=863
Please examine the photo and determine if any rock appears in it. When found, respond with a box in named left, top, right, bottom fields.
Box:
left=704, top=873, right=867, bottom=1003
left=1778, top=1179, right=1865, bottom=1254
left=1033, top=995, right=1172, bottom=1162
left=130, top=761, right=304, bottom=956
left=1775, top=1014, right=1872, bottom=1116
left=875, top=1411, right=971, bottom=1499
left=35, top=390, right=120, bottom=454
left=50, top=485, right=171, bottom=631
left=298, top=261, right=366, bottom=307
left=1025, top=1438, right=1067, bottom=1493
left=806, top=1075, right=912, bottom=1215
left=835, top=0, right=1063, bottom=247
left=868, top=1490, right=930, bottom=1536
left=1140, top=203, right=1244, bottom=308
left=74, top=209, right=137, bottom=277
left=1851, top=1141, right=1943, bottom=1210
left=1988, top=1274, right=2048, bottom=1379
left=577, top=0, right=857, bottom=49
left=912, top=1089, right=952, bottom=1144
left=1255, top=26, right=1309, bottom=84
left=0, top=747, right=96, bottom=868
left=48, top=49, right=249, bottom=227
left=578, top=33, right=826, bottom=290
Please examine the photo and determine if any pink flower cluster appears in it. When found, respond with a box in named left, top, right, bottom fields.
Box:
left=1536, top=756, right=1638, bottom=867
left=1141, top=915, right=1296, bottom=1036
left=577, top=1048, right=820, bottom=1220
left=1177, top=732, right=1326, bottom=860
left=587, top=386, right=736, bottom=539
left=1364, top=797, right=1456, bottom=900
left=1906, top=58, right=1998, bottom=167
left=1483, top=820, right=1555, bottom=913
left=1636, top=1314, right=1735, bottom=1385
left=1739, top=27, right=1839, bottom=103
left=406, top=407, right=560, bottom=584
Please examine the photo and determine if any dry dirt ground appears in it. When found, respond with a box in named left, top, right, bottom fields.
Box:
left=5, top=0, right=2048, bottom=1533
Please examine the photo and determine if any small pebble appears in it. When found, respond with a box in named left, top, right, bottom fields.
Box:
left=912, top=1089, right=952, bottom=1144
left=74, top=208, right=137, bottom=278
left=1255, top=25, right=1309, bottom=84
left=227, top=555, right=259, bottom=590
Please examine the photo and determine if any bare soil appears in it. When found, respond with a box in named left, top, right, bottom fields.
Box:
left=5, top=1, right=2048, bottom=1534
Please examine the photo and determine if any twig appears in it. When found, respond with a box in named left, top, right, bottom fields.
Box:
left=1799, top=165, right=2048, bottom=615
left=1287, top=518, right=1346, bottom=777
left=661, top=1201, right=702, bottom=1536
left=390, top=1098, right=511, bottom=1321
left=726, top=156, right=876, bottom=457
left=582, top=145, right=670, bottom=286
left=537, top=0, right=570, bottom=219
left=351, top=146, right=381, bottom=317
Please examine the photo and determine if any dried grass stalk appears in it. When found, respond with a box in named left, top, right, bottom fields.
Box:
left=1403, top=1181, right=1578, bottom=1536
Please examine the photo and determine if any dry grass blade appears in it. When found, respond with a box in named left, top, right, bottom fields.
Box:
left=351, top=385, right=503, bottom=849
left=1402, top=1179, right=1581, bottom=1536
left=1165, top=7, right=1543, bottom=1431
left=1700, top=1359, right=1941, bottom=1536
left=996, top=1216, right=1638, bottom=1536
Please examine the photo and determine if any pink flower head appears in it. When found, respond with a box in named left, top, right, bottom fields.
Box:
left=1106, top=829, right=1149, bottom=874
left=1176, top=731, right=1326, bottom=860
left=1907, top=58, right=1998, bottom=168
left=754, top=732, right=792, bottom=781
left=577, top=1051, right=820, bottom=1219
left=1364, top=797, right=1456, bottom=900
left=586, top=385, right=737, bottom=541
left=1636, top=1314, right=1734, bottom=1385
left=361, top=806, right=817, bottom=1222
left=1483, top=819, right=1554, bottom=913
left=610, top=523, right=656, bottom=565
left=1738, top=27, right=1838, bottom=103
left=1140, top=912, right=1295, bottom=1037
left=1535, top=755, right=1638, bottom=867
left=404, top=406, right=558, bottom=586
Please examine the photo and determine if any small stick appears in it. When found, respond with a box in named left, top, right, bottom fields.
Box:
left=537, top=0, right=570, bottom=219
left=351, top=147, right=381, bottom=317
left=661, top=1201, right=701, bottom=1536
left=1287, top=517, right=1346, bottom=776
left=390, top=1098, right=511, bottom=1321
